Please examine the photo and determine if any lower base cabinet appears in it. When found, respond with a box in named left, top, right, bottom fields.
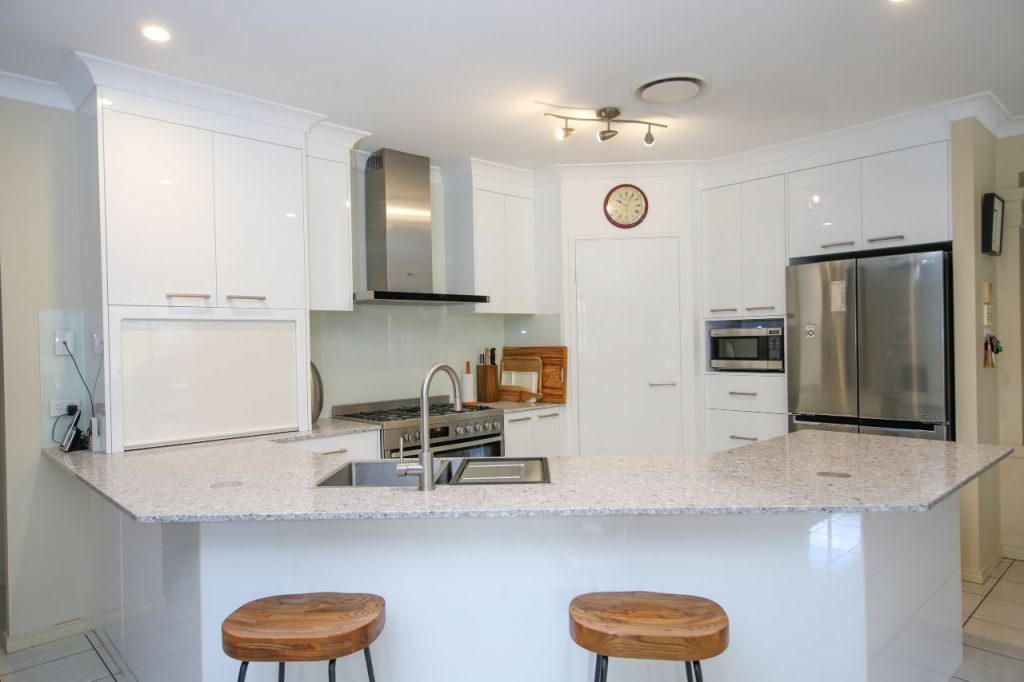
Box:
left=705, top=409, right=788, bottom=454
left=504, top=407, right=563, bottom=457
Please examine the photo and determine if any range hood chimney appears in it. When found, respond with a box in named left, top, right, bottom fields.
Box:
left=355, top=148, right=489, bottom=304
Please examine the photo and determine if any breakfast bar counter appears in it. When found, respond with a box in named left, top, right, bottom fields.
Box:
left=46, top=431, right=1012, bottom=682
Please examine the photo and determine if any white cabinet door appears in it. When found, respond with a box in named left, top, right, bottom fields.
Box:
left=504, top=413, right=534, bottom=457
left=704, top=374, right=788, bottom=413
left=788, top=160, right=862, bottom=259
left=532, top=408, right=563, bottom=455
left=862, top=142, right=949, bottom=249
left=576, top=238, right=682, bottom=455
left=307, top=156, right=353, bottom=311
left=103, top=111, right=217, bottom=307
left=504, top=195, right=536, bottom=314
left=701, top=184, right=743, bottom=317
left=741, top=176, right=786, bottom=315
left=214, top=134, right=306, bottom=309
left=472, top=189, right=507, bottom=313
left=704, top=409, right=788, bottom=454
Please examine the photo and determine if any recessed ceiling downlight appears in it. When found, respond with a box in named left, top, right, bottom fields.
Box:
left=636, top=76, right=707, bottom=105
left=142, top=24, right=171, bottom=42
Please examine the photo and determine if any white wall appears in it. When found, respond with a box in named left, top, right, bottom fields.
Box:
left=0, top=96, right=96, bottom=649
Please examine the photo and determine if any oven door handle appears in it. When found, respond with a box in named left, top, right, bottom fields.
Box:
left=396, top=434, right=504, bottom=458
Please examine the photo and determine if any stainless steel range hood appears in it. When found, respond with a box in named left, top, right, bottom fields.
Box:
left=355, top=148, right=488, bottom=304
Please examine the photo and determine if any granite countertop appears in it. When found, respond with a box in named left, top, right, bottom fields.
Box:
left=483, top=401, right=563, bottom=414
left=45, top=429, right=1012, bottom=523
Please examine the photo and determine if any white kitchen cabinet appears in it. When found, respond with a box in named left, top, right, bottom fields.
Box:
left=788, top=160, right=862, bottom=259
left=503, top=195, right=536, bottom=314
left=862, top=142, right=949, bottom=249
left=472, top=189, right=509, bottom=313
left=704, top=409, right=788, bottom=454
left=740, top=175, right=787, bottom=315
left=504, top=407, right=563, bottom=457
left=307, top=156, right=354, bottom=311
left=704, top=374, right=787, bottom=414
left=701, top=176, right=786, bottom=318
left=701, top=184, right=743, bottom=318
left=103, top=111, right=217, bottom=307
left=214, top=133, right=306, bottom=309
left=282, top=430, right=381, bottom=459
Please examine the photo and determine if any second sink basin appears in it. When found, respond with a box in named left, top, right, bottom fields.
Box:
left=452, top=457, right=550, bottom=485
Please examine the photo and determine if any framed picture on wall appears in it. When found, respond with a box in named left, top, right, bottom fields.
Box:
left=982, top=192, right=1004, bottom=255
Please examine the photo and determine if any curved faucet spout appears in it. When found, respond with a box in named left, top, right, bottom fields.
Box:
left=398, top=363, right=462, bottom=491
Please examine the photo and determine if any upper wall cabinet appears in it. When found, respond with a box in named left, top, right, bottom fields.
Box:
left=702, top=175, right=786, bottom=318
left=103, top=111, right=218, bottom=307
left=861, top=142, right=949, bottom=249
left=444, top=159, right=536, bottom=314
left=787, top=160, right=862, bottom=259
left=787, top=142, right=949, bottom=259
left=213, top=133, right=306, bottom=309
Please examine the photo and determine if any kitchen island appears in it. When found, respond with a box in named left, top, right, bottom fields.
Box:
left=46, top=430, right=1011, bottom=682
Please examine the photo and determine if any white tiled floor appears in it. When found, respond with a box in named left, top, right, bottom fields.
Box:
left=958, top=558, right=1024, bottom=681
left=3, top=562, right=1024, bottom=681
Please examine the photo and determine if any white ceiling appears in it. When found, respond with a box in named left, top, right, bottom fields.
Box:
left=1, top=0, right=1022, bottom=169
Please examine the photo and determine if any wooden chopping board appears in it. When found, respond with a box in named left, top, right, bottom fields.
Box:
left=502, top=346, right=568, bottom=404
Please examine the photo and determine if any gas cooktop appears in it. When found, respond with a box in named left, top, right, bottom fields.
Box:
left=342, top=403, right=493, bottom=424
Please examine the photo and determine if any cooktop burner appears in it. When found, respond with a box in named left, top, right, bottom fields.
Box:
left=342, top=403, right=492, bottom=424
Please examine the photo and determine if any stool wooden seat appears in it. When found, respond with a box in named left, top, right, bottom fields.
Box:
left=222, top=592, right=385, bottom=682
left=570, top=591, right=728, bottom=682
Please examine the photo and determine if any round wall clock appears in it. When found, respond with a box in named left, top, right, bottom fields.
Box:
left=604, top=184, right=648, bottom=228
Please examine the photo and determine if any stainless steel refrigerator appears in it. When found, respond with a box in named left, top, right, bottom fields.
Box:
left=787, top=250, right=952, bottom=440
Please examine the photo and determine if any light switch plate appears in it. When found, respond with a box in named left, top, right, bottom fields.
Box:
left=54, top=330, right=75, bottom=356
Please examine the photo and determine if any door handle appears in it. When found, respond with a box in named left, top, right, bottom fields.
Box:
left=226, top=294, right=268, bottom=301
left=648, top=382, right=678, bottom=387
left=728, top=391, right=757, bottom=397
left=821, top=241, right=855, bottom=249
left=508, top=416, right=531, bottom=423
left=166, top=292, right=211, bottom=299
left=729, top=435, right=758, bottom=442
left=709, top=308, right=738, bottom=313
left=537, top=413, right=559, bottom=419
left=319, top=447, right=348, bottom=456
left=866, top=235, right=906, bottom=243
left=744, top=306, right=775, bottom=311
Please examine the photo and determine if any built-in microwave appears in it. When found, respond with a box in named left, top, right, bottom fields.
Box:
left=707, top=320, right=784, bottom=372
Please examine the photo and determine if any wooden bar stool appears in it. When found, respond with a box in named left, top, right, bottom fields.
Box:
left=222, top=592, right=385, bottom=682
left=569, top=591, right=729, bottom=682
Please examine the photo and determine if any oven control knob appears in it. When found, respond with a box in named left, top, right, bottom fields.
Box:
left=474, top=424, right=483, bottom=432
left=484, top=422, right=492, bottom=430
left=456, top=426, right=465, bottom=435
left=491, top=421, right=501, bottom=429
left=414, top=431, right=421, bottom=440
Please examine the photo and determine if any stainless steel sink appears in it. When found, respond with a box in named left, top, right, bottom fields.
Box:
left=317, top=459, right=452, bottom=487
left=451, top=457, right=550, bottom=485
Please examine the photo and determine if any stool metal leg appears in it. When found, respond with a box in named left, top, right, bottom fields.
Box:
left=592, top=654, right=608, bottom=682
left=693, top=660, right=703, bottom=682
left=363, top=647, right=376, bottom=682
left=279, top=661, right=285, bottom=682
left=328, top=658, right=336, bottom=682
left=237, top=661, right=249, bottom=682
left=685, top=661, right=694, bottom=682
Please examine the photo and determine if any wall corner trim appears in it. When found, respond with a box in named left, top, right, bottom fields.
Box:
left=943, top=92, right=1024, bottom=140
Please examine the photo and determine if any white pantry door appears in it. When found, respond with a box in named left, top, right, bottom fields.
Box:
left=575, top=238, right=683, bottom=455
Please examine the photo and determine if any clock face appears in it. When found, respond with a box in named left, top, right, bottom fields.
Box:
left=604, top=184, right=648, bottom=228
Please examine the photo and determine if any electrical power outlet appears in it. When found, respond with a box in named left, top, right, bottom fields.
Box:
left=54, top=330, right=75, bottom=356
left=92, top=332, right=104, bottom=355
left=50, top=399, right=81, bottom=417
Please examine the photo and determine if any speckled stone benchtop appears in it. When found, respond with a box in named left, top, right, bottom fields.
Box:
left=44, top=428, right=1011, bottom=523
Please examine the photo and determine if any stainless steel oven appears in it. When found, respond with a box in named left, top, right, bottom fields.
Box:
left=386, top=433, right=503, bottom=460
left=708, top=322, right=784, bottom=372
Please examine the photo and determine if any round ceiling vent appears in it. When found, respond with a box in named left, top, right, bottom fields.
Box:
left=636, top=75, right=708, bottom=105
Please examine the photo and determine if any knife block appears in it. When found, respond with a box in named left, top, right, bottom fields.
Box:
left=476, top=365, right=499, bottom=402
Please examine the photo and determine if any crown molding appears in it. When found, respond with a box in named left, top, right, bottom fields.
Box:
left=307, top=121, right=371, bottom=162
left=59, top=52, right=326, bottom=131
left=553, top=160, right=697, bottom=181
left=0, top=70, right=72, bottom=110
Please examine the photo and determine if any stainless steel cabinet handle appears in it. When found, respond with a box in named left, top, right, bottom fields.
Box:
left=745, top=306, right=775, bottom=311
left=166, top=292, right=211, bottom=299
left=866, top=235, right=906, bottom=243
left=509, top=416, right=531, bottom=423
left=537, top=413, right=559, bottom=419
left=821, top=241, right=856, bottom=249
left=649, top=382, right=678, bottom=387
left=729, top=435, right=758, bottom=442
left=728, top=391, right=758, bottom=397
left=226, top=295, right=268, bottom=301
left=709, top=308, right=738, bottom=313
left=320, top=447, right=348, bottom=456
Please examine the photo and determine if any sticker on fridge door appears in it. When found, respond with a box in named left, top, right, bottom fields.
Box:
left=830, top=280, right=847, bottom=312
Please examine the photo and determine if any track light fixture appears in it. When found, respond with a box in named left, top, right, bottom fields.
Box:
left=545, top=107, right=666, bottom=147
